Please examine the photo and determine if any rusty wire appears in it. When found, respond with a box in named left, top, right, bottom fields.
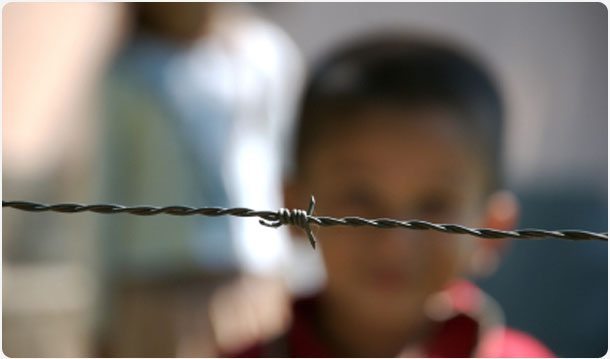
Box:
left=3, top=197, right=608, bottom=249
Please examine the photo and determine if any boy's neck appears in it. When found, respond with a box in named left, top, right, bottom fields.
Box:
left=316, top=290, right=437, bottom=357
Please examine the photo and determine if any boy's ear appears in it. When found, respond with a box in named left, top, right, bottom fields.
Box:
left=484, top=190, right=520, bottom=233
left=469, top=190, right=520, bottom=277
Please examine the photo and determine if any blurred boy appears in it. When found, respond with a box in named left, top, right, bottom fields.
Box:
left=231, top=35, right=553, bottom=357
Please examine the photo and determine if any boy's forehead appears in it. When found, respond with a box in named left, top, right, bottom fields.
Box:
left=302, top=106, right=487, bottom=191
left=315, top=105, right=470, bottom=155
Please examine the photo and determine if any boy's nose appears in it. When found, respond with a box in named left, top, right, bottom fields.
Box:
left=374, top=226, right=423, bottom=259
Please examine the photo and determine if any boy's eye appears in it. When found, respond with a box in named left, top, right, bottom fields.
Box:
left=415, top=197, right=455, bottom=219
left=335, top=189, right=379, bottom=216
left=344, top=191, right=375, bottom=208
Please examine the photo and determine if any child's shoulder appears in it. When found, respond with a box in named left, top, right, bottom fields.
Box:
left=438, top=279, right=554, bottom=357
left=477, top=327, right=554, bottom=358
left=222, top=295, right=328, bottom=358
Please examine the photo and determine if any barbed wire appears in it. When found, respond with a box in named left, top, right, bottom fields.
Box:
left=3, top=197, right=607, bottom=249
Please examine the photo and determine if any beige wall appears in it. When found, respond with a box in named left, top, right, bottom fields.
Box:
left=3, top=3, right=124, bottom=356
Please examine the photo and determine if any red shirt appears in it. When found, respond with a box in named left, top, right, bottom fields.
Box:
left=228, top=280, right=554, bottom=357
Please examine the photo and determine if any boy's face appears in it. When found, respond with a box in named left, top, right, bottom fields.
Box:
left=288, top=105, right=494, bottom=323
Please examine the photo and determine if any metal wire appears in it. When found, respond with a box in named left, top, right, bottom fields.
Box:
left=3, top=197, right=607, bottom=249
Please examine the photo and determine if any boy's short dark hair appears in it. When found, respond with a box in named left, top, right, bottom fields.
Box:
left=292, top=34, right=504, bottom=192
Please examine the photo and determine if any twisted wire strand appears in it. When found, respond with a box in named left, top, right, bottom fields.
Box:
left=3, top=198, right=607, bottom=249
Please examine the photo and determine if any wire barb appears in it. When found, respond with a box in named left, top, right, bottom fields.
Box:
left=260, top=196, right=317, bottom=249
left=2, top=198, right=607, bottom=245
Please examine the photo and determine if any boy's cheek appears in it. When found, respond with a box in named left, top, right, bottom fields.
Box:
left=425, top=237, right=473, bottom=288
left=318, top=233, right=367, bottom=300
left=318, top=228, right=369, bottom=271
left=318, top=228, right=385, bottom=287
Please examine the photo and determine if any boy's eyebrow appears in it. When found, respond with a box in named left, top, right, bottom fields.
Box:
left=319, top=158, right=464, bottom=183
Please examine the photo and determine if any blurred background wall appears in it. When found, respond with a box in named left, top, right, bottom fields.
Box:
left=3, top=3, right=124, bottom=356
left=2, top=2, right=607, bottom=357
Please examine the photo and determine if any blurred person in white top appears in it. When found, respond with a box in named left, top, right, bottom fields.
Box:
left=97, top=3, right=304, bottom=356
